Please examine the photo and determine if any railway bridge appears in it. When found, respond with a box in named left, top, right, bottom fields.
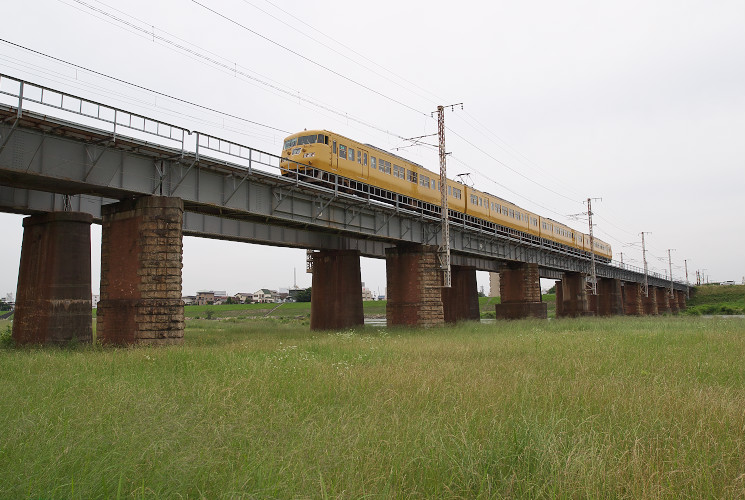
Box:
left=0, top=75, right=689, bottom=345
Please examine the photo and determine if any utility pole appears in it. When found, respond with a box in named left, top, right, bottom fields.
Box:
left=684, top=259, right=690, bottom=298
left=619, top=252, right=624, bottom=266
left=640, top=232, right=650, bottom=297
left=586, top=197, right=601, bottom=295
left=569, top=197, right=601, bottom=295
left=667, top=249, right=675, bottom=298
left=433, top=103, right=462, bottom=288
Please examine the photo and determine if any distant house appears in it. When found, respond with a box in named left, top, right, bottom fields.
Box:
left=182, top=295, right=197, bottom=305
left=253, top=289, right=277, bottom=303
left=212, top=291, right=228, bottom=305
left=233, top=292, right=253, bottom=304
left=196, top=290, right=228, bottom=305
left=196, top=291, right=215, bottom=305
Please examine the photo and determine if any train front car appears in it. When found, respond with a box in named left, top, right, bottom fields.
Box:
left=280, top=130, right=331, bottom=180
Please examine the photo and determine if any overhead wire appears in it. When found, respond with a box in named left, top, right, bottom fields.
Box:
left=0, top=38, right=293, bottom=136
left=190, top=0, right=429, bottom=118
left=64, top=0, right=431, bottom=144
left=452, top=110, right=586, bottom=199
left=445, top=125, right=584, bottom=205
left=256, top=0, right=447, bottom=105
left=238, top=0, right=442, bottom=107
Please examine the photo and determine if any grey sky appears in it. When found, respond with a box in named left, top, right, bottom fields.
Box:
left=1, top=0, right=743, bottom=298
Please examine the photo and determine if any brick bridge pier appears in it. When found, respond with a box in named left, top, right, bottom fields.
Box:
left=10, top=197, right=687, bottom=344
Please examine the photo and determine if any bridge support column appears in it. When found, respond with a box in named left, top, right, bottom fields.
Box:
left=596, top=278, right=624, bottom=316
left=555, top=280, right=564, bottom=317
left=97, top=196, right=184, bottom=345
left=668, top=290, right=680, bottom=314
left=676, top=290, right=687, bottom=311
left=310, top=250, right=364, bottom=330
left=12, top=212, right=93, bottom=345
left=588, top=291, right=598, bottom=315
left=643, top=287, right=659, bottom=315
left=622, top=282, right=644, bottom=315
left=655, top=286, right=671, bottom=314
left=494, top=262, right=547, bottom=319
left=557, top=272, right=592, bottom=317
left=385, top=244, right=444, bottom=327
left=442, top=266, right=480, bottom=323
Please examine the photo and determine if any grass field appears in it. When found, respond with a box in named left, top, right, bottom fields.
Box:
left=1, top=314, right=744, bottom=498
left=685, top=284, right=745, bottom=316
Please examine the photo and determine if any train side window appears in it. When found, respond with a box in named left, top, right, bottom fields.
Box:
left=348, top=148, right=354, bottom=161
left=339, top=144, right=347, bottom=159
left=357, top=150, right=362, bottom=163
left=333, top=140, right=337, bottom=155
left=325, top=135, right=329, bottom=145
left=317, top=134, right=324, bottom=143
left=407, top=170, right=417, bottom=184
left=371, top=157, right=376, bottom=169
left=363, top=153, right=367, bottom=166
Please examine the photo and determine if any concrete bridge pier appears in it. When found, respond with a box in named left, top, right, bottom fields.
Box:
left=557, top=272, right=593, bottom=317
left=494, top=262, right=547, bottom=319
left=96, top=196, right=185, bottom=345
left=595, top=278, right=624, bottom=316
left=655, top=286, right=671, bottom=314
left=12, top=212, right=93, bottom=345
left=442, top=265, right=480, bottom=323
left=310, top=250, right=364, bottom=330
left=643, top=287, right=659, bottom=315
left=622, top=282, right=644, bottom=315
left=385, top=244, right=444, bottom=327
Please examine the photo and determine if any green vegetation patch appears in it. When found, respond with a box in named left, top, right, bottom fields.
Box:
left=685, top=285, right=745, bottom=316
left=1, top=316, right=745, bottom=498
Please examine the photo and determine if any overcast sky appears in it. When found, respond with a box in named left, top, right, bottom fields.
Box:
left=1, top=0, right=743, bottom=298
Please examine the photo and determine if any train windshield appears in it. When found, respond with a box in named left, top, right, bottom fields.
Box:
left=297, top=134, right=327, bottom=145
left=285, top=134, right=328, bottom=149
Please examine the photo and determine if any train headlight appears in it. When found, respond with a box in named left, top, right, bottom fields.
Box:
left=292, top=147, right=301, bottom=155
left=303, top=152, right=315, bottom=158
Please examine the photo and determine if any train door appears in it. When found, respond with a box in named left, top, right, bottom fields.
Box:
left=359, top=148, right=369, bottom=179
left=331, top=139, right=339, bottom=171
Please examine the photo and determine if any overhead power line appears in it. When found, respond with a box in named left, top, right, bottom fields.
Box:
left=446, top=126, right=583, bottom=205
left=238, top=0, right=443, bottom=107
left=0, top=38, right=291, bottom=135
left=190, top=0, right=428, bottom=118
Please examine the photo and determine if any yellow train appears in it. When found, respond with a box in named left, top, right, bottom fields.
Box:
left=280, top=129, right=612, bottom=262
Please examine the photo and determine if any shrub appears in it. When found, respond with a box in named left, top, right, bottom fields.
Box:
left=0, top=325, right=13, bottom=348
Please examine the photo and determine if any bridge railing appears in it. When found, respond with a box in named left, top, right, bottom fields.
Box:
left=0, top=73, right=188, bottom=151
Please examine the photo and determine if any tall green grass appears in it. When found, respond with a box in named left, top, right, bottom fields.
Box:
left=686, top=284, right=745, bottom=315
left=1, top=316, right=744, bottom=498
